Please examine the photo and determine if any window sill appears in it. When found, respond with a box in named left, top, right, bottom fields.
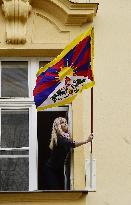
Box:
left=0, top=190, right=88, bottom=202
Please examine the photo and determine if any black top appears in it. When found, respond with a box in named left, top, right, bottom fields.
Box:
left=46, top=135, right=75, bottom=170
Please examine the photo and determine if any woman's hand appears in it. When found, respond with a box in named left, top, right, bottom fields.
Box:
left=85, top=134, right=94, bottom=143
left=74, top=134, right=94, bottom=147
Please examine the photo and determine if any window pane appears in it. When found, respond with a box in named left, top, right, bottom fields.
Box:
left=0, top=150, right=29, bottom=155
left=1, top=61, right=28, bottom=97
left=0, top=158, right=29, bottom=191
left=1, top=109, right=29, bottom=148
left=39, top=61, right=50, bottom=68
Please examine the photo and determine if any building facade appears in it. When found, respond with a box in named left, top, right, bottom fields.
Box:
left=0, top=0, right=131, bottom=205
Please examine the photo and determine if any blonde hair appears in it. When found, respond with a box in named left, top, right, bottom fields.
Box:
left=49, top=117, right=68, bottom=150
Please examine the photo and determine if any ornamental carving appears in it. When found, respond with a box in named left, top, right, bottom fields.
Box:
left=2, top=0, right=32, bottom=44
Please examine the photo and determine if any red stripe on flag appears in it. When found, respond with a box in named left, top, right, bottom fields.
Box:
left=53, top=58, right=64, bottom=70
left=45, top=72, right=58, bottom=77
left=87, top=69, right=93, bottom=81
left=36, top=75, right=43, bottom=84
left=75, top=69, right=93, bottom=80
left=33, top=81, right=57, bottom=96
left=75, top=70, right=88, bottom=77
left=76, top=47, right=91, bottom=70
left=71, top=37, right=89, bottom=65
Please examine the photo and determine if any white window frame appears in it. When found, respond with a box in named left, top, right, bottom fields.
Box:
left=0, top=57, right=74, bottom=191
left=0, top=57, right=39, bottom=191
left=0, top=102, right=37, bottom=191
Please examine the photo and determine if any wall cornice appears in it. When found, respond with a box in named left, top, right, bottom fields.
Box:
left=32, top=0, right=99, bottom=26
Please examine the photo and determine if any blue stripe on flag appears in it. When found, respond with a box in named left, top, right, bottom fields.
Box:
left=36, top=75, right=57, bottom=87
left=64, top=47, right=75, bottom=67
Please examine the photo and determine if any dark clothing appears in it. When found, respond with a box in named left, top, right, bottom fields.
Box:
left=43, top=135, right=75, bottom=190
left=43, top=166, right=65, bottom=190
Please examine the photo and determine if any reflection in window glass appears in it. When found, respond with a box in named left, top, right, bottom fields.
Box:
left=1, top=61, right=28, bottom=97
left=0, top=158, right=29, bottom=191
left=1, top=109, right=29, bottom=148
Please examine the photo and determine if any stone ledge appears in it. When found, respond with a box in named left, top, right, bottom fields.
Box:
left=0, top=190, right=88, bottom=202
left=0, top=48, right=63, bottom=57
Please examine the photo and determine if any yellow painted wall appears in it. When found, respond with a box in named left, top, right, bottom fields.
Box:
left=83, top=0, right=131, bottom=204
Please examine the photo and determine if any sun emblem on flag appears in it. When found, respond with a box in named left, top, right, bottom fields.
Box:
left=65, top=76, right=74, bottom=94
left=58, top=66, right=74, bottom=81
left=57, top=59, right=76, bottom=81
left=57, top=59, right=77, bottom=95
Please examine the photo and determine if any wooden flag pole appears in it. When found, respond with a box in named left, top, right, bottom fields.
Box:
left=90, top=87, right=93, bottom=188
left=91, top=87, right=93, bottom=152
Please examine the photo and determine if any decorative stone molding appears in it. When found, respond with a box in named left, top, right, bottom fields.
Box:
left=2, top=0, right=32, bottom=44
left=32, top=0, right=99, bottom=26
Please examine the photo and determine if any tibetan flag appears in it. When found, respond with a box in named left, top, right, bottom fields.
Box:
left=33, top=27, right=95, bottom=110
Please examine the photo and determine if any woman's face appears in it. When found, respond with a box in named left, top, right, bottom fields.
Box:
left=61, top=119, right=68, bottom=132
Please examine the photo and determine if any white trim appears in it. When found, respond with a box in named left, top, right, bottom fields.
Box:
left=0, top=106, right=30, bottom=109
left=29, top=58, right=39, bottom=99
left=85, top=158, right=96, bottom=191
left=0, top=61, right=1, bottom=97
left=0, top=100, right=34, bottom=108
left=29, top=105, right=37, bottom=191
left=40, top=106, right=69, bottom=112
left=0, top=108, right=1, bottom=146
left=26, top=60, right=30, bottom=99
left=68, top=104, right=74, bottom=190
left=68, top=104, right=72, bottom=134
left=0, top=147, right=29, bottom=151
left=0, top=155, right=29, bottom=158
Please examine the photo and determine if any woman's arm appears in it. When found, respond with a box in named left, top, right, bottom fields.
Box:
left=74, top=134, right=93, bottom=148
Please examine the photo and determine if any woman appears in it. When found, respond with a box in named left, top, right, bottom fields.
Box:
left=43, top=117, right=93, bottom=190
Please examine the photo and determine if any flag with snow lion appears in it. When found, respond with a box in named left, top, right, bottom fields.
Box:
left=33, top=27, right=95, bottom=111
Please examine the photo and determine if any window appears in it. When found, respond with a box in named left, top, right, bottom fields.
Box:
left=0, top=58, right=73, bottom=191
left=1, top=109, right=29, bottom=148
left=0, top=109, right=29, bottom=191
left=0, top=59, right=37, bottom=191
left=1, top=61, right=28, bottom=97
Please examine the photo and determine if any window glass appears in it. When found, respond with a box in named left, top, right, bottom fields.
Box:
left=0, top=158, right=29, bottom=191
left=1, top=61, right=28, bottom=97
left=39, top=61, right=50, bottom=68
left=1, top=109, right=29, bottom=148
left=0, top=150, right=29, bottom=155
